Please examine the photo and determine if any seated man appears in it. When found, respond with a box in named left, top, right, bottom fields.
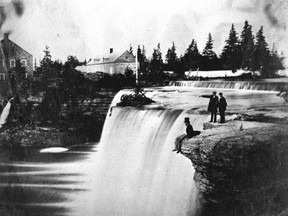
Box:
left=173, top=117, right=200, bottom=153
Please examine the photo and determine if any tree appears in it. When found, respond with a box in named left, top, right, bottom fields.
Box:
left=38, top=46, right=62, bottom=89
left=165, top=42, right=178, bottom=72
left=220, top=24, right=242, bottom=71
left=149, top=43, right=164, bottom=83
left=253, top=26, right=269, bottom=73
left=264, top=48, right=285, bottom=78
left=183, top=39, right=201, bottom=71
left=202, top=33, right=217, bottom=60
left=8, top=60, right=32, bottom=124
left=64, top=56, right=83, bottom=70
left=137, top=45, right=149, bottom=83
left=240, top=21, right=254, bottom=70
left=202, top=33, right=218, bottom=70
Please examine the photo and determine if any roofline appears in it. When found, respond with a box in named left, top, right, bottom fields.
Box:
left=86, top=61, right=136, bottom=66
left=114, top=50, right=128, bottom=62
left=1, top=38, right=33, bottom=57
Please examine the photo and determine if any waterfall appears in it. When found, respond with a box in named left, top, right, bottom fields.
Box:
left=70, top=95, right=210, bottom=216
left=172, top=80, right=288, bottom=92
left=0, top=101, right=11, bottom=128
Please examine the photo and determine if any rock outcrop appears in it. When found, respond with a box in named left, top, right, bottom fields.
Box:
left=181, top=120, right=288, bottom=215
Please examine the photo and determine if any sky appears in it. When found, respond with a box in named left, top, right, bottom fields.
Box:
left=1, top=0, right=288, bottom=65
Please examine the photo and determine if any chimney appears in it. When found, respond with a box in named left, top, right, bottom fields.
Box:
left=110, top=48, right=113, bottom=54
left=3, top=33, right=9, bottom=44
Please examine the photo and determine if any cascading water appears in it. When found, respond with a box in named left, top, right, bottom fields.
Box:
left=172, top=80, right=288, bottom=91
left=0, top=100, right=12, bottom=128
left=69, top=91, right=210, bottom=216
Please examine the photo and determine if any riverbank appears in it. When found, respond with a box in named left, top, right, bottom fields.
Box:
left=0, top=90, right=116, bottom=148
left=181, top=116, right=288, bottom=216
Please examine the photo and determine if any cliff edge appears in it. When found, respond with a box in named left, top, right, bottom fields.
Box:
left=181, top=120, right=288, bottom=215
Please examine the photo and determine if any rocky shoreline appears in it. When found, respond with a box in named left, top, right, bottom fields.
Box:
left=181, top=117, right=288, bottom=215
left=0, top=90, right=116, bottom=148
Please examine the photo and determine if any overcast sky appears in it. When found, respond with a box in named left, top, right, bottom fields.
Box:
left=1, top=0, right=288, bottom=65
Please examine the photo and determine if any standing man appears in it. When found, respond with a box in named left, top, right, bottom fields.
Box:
left=200, top=91, right=219, bottom=123
left=218, top=92, right=227, bottom=123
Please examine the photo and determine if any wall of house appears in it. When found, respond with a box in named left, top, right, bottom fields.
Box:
left=0, top=42, right=11, bottom=100
left=114, top=62, right=136, bottom=74
left=0, top=78, right=10, bottom=99
left=77, top=50, right=137, bottom=75
left=1, top=36, right=33, bottom=75
left=82, top=62, right=137, bottom=75
left=115, top=51, right=136, bottom=63
left=82, top=64, right=113, bottom=74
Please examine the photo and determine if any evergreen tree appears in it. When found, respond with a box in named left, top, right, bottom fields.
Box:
left=240, top=21, right=254, bottom=70
left=202, top=33, right=217, bottom=59
left=202, top=33, right=218, bottom=70
left=220, top=24, right=242, bottom=71
left=183, top=39, right=201, bottom=71
left=38, top=46, right=61, bottom=88
left=266, top=48, right=285, bottom=77
left=165, top=42, right=178, bottom=71
left=137, top=45, right=149, bottom=83
left=253, top=26, right=269, bottom=73
left=149, top=43, right=164, bottom=83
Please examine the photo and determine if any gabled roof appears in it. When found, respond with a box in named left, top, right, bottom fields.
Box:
left=1, top=38, right=33, bottom=57
left=88, top=50, right=135, bottom=65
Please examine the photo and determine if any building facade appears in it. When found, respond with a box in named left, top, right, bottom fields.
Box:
left=1, top=33, right=33, bottom=75
left=77, top=49, right=137, bottom=75
left=0, top=33, right=33, bottom=99
left=0, top=43, right=11, bottom=99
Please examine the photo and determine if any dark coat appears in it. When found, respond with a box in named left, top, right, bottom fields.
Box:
left=219, top=97, right=227, bottom=111
left=186, top=124, right=194, bottom=138
left=202, top=95, right=219, bottom=112
left=186, top=124, right=201, bottom=138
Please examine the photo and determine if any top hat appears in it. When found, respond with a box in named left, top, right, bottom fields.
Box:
left=184, top=117, right=190, bottom=123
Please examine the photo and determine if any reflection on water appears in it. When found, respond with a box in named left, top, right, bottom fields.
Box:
left=0, top=143, right=97, bottom=216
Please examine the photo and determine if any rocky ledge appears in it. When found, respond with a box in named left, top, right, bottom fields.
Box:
left=181, top=120, right=288, bottom=215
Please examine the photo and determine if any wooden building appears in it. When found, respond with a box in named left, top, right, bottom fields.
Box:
left=77, top=49, right=137, bottom=75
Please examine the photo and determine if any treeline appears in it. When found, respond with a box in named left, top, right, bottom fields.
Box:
left=5, top=48, right=118, bottom=140
left=136, top=20, right=284, bottom=84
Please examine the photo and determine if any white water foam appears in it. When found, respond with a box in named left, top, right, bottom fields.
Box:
left=0, top=101, right=11, bottom=128
left=67, top=99, right=209, bottom=216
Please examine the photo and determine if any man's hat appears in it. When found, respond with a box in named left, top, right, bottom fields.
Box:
left=184, top=117, right=190, bottom=123
left=213, top=91, right=217, bottom=94
left=219, top=92, right=223, bottom=95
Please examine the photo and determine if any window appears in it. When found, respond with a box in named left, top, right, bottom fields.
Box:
left=10, top=59, right=15, bottom=67
left=0, top=73, right=5, bottom=80
left=21, top=59, right=27, bottom=67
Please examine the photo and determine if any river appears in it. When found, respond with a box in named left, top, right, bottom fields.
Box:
left=0, top=85, right=287, bottom=216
